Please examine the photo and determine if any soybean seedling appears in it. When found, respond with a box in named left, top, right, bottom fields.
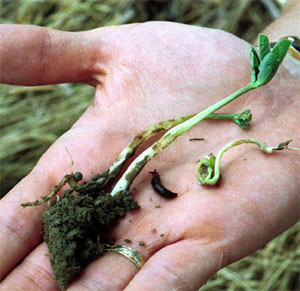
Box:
left=197, top=139, right=300, bottom=185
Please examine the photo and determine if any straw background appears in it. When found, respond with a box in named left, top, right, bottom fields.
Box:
left=1, top=0, right=299, bottom=290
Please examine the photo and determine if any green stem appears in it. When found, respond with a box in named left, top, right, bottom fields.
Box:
left=209, top=112, right=237, bottom=120
left=111, top=83, right=254, bottom=196
left=164, top=84, right=254, bottom=136
left=209, top=109, right=252, bottom=129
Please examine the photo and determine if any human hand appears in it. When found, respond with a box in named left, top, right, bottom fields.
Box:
left=0, top=22, right=299, bottom=290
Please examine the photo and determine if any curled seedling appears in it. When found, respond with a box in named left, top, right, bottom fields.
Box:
left=197, top=138, right=299, bottom=185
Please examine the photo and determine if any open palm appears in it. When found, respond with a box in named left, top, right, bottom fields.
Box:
left=0, top=22, right=299, bottom=290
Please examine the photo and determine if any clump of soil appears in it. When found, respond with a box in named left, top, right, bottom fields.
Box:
left=42, top=186, right=139, bottom=290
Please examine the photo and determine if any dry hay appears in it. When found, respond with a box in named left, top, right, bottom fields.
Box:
left=0, top=0, right=298, bottom=290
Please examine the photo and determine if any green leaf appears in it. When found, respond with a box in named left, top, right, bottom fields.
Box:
left=249, top=46, right=260, bottom=83
left=255, top=38, right=291, bottom=87
left=249, top=46, right=260, bottom=67
left=256, top=51, right=278, bottom=86
left=258, top=34, right=270, bottom=60
left=271, top=38, right=292, bottom=64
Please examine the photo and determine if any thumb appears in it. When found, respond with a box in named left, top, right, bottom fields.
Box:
left=0, top=24, right=110, bottom=86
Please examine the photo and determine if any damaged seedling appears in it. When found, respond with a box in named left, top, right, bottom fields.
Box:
left=197, top=139, right=300, bottom=185
left=20, top=34, right=292, bottom=290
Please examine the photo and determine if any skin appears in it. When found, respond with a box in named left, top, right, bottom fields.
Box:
left=0, top=7, right=299, bottom=291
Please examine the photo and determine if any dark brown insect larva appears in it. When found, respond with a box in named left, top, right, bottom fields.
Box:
left=149, top=169, right=178, bottom=199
